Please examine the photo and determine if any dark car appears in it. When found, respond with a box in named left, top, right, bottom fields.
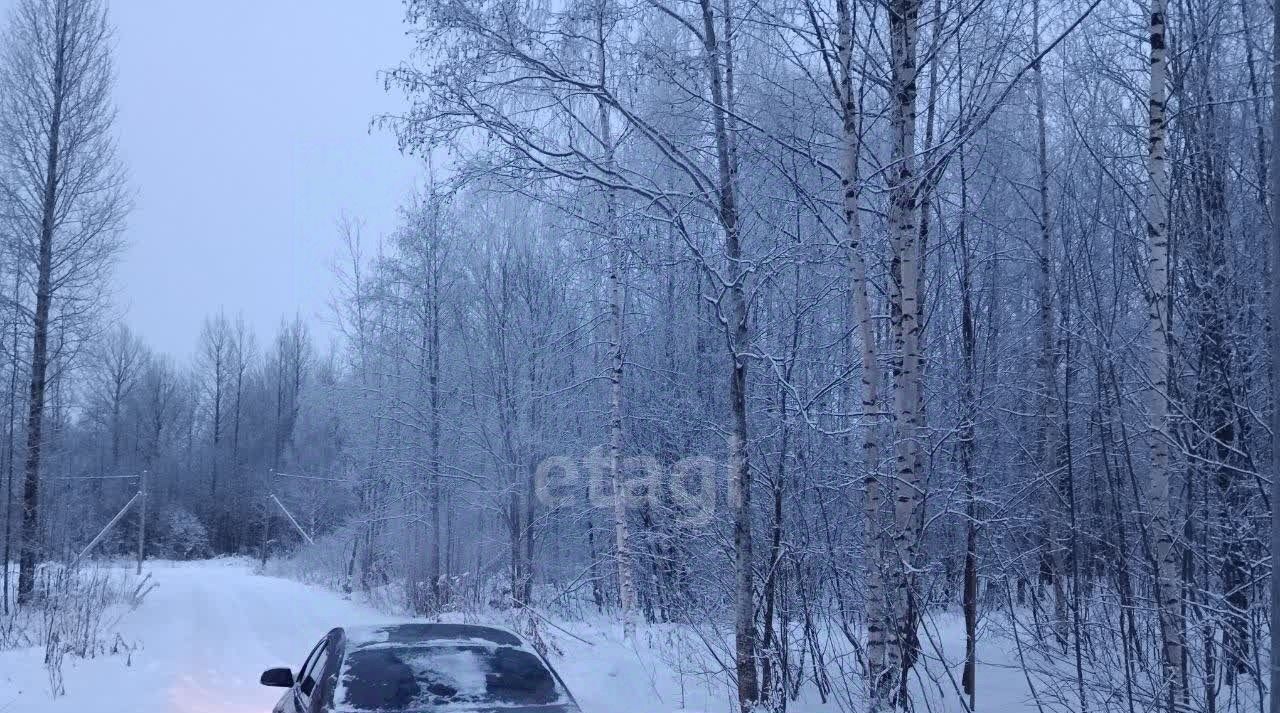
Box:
left=260, top=623, right=581, bottom=713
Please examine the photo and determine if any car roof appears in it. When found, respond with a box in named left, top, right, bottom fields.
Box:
left=339, top=623, right=524, bottom=650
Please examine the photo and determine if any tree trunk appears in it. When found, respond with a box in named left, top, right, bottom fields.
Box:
left=16, top=0, right=67, bottom=605
left=695, top=0, right=757, bottom=707
left=2, top=272, right=21, bottom=614
left=886, top=0, right=923, bottom=702
left=212, top=363, right=222, bottom=498
left=1144, top=2, right=1183, bottom=707
left=957, top=138, right=978, bottom=710
left=596, top=4, right=636, bottom=639
left=429, top=261, right=442, bottom=608
left=832, top=1, right=889, bottom=704
left=1032, top=0, right=1068, bottom=651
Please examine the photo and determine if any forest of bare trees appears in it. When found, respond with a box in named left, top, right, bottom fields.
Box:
left=1, top=0, right=1278, bottom=711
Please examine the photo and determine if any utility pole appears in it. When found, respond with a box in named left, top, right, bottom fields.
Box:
left=136, top=470, right=147, bottom=575
left=261, top=469, right=273, bottom=566
left=260, top=498, right=270, bottom=565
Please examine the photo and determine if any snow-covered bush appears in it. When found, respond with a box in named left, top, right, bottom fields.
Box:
left=35, top=564, right=135, bottom=697
left=157, top=506, right=212, bottom=560
left=266, top=525, right=351, bottom=589
left=0, top=602, right=32, bottom=651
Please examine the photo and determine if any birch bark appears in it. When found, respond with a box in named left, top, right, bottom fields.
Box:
left=595, top=1, right=636, bottom=641
left=607, top=242, right=635, bottom=638
left=833, top=0, right=887, bottom=705
left=886, top=0, right=923, bottom=702
left=1144, top=2, right=1183, bottom=707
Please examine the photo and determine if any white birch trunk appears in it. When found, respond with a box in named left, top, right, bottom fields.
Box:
left=887, top=0, right=923, bottom=703
left=594, top=2, right=636, bottom=642
left=833, top=1, right=888, bottom=706
left=1145, top=2, right=1183, bottom=708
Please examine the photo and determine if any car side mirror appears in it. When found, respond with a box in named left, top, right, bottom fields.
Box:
left=260, top=667, right=294, bottom=687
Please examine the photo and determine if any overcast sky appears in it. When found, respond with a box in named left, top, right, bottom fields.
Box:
left=1, top=1, right=423, bottom=358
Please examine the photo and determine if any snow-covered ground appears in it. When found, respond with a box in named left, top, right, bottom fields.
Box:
left=0, top=559, right=733, bottom=713
left=1, top=560, right=385, bottom=713
left=1, top=559, right=1046, bottom=713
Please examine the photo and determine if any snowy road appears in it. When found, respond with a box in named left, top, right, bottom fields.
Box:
left=1, top=560, right=710, bottom=713
left=2, top=560, right=397, bottom=713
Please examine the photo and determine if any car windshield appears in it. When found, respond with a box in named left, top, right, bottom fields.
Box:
left=336, top=642, right=564, bottom=711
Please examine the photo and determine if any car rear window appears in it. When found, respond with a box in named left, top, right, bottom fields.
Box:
left=336, top=643, right=564, bottom=711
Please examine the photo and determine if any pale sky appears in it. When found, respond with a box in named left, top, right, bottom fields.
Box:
left=2, top=1, right=422, bottom=357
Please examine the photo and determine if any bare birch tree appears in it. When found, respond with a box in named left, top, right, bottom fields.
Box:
left=1143, top=1, right=1183, bottom=708
left=0, top=0, right=126, bottom=604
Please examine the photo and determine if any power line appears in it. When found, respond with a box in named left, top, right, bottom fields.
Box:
left=49, top=473, right=142, bottom=480
left=272, top=470, right=350, bottom=483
